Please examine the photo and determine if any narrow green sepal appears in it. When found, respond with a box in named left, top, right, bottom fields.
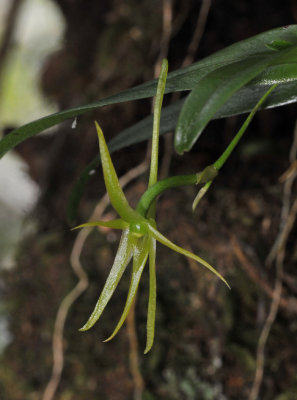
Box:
left=144, top=236, right=157, bottom=354
left=103, top=236, right=150, bottom=342
left=72, top=219, right=128, bottom=231
left=147, top=223, right=230, bottom=289
left=95, top=122, right=144, bottom=223
left=79, top=230, right=134, bottom=331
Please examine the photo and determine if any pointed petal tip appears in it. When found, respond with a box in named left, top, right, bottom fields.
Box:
left=147, top=223, right=230, bottom=288
left=220, top=275, right=231, bottom=290
left=79, top=319, right=96, bottom=332
left=102, top=335, right=113, bottom=343
left=95, top=121, right=104, bottom=143
left=71, top=222, right=94, bottom=231
left=94, top=120, right=101, bottom=131
left=144, top=344, right=152, bottom=354
left=78, top=325, right=88, bottom=332
left=72, top=219, right=129, bottom=231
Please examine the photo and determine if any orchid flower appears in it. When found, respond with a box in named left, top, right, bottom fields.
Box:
left=74, top=59, right=229, bottom=353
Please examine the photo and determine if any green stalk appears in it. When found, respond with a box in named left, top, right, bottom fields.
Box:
left=137, top=174, right=197, bottom=217
left=137, top=165, right=219, bottom=217
left=213, top=84, right=278, bottom=171
left=192, top=84, right=278, bottom=211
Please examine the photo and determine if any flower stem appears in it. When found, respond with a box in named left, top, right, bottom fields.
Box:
left=191, top=84, right=278, bottom=211
left=137, top=164, right=218, bottom=217
left=213, top=84, right=278, bottom=171
left=137, top=174, right=196, bottom=216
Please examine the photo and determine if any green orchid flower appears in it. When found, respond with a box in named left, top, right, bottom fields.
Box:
left=74, top=59, right=228, bottom=353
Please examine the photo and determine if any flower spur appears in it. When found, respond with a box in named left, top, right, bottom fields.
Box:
left=74, top=60, right=228, bottom=353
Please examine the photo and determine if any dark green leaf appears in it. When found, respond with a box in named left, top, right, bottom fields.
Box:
left=175, top=44, right=297, bottom=153
left=175, top=57, right=270, bottom=153
left=1, top=25, right=297, bottom=158
left=68, top=77, right=297, bottom=223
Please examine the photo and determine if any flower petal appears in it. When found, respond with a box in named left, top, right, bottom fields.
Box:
left=144, top=236, right=157, bottom=354
left=148, top=59, right=168, bottom=188
left=95, top=122, right=143, bottom=223
left=104, top=235, right=150, bottom=342
left=147, top=224, right=230, bottom=289
left=72, top=219, right=129, bottom=230
left=79, top=229, right=134, bottom=331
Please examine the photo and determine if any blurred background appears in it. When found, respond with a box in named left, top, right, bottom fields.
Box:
left=0, top=1, right=297, bottom=399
